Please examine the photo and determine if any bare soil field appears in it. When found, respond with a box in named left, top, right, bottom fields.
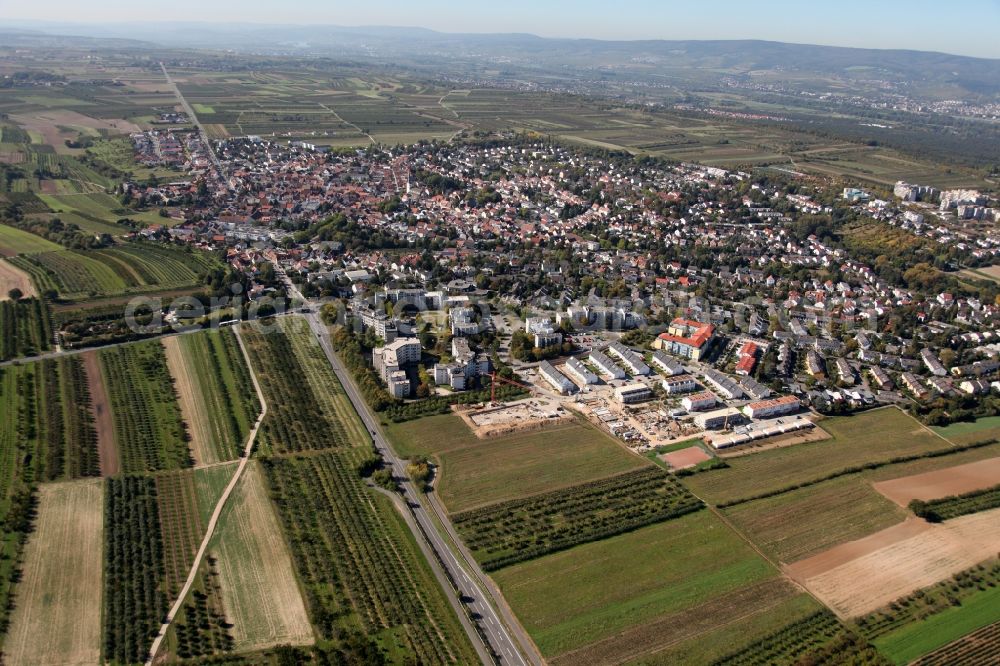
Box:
left=10, top=111, right=140, bottom=154
left=0, top=258, right=36, bottom=299
left=162, top=336, right=209, bottom=466
left=4, top=479, right=103, bottom=666
left=873, top=457, right=1000, bottom=506
left=787, top=508, right=1000, bottom=617
left=211, top=462, right=313, bottom=652
left=81, top=350, right=119, bottom=476
left=661, top=446, right=711, bottom=470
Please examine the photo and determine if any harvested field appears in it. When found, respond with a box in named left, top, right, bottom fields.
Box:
left=787, top=508, right=1000, bottom=617
left=4, top=479, right=103, bottom=666
left=81, top=349, right=118, bottom=476
left=661, top=446, right=711, bottom=470
left=873, top=457, right=1000, bottom=506
left=211, top=462, right=313, bottom=652
left=0, top=259, right=36, bottom=299
left=725, top=475, right=907, bottom=564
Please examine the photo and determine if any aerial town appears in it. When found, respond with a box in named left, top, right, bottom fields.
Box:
left=123, top=128, right=1000, bottom=450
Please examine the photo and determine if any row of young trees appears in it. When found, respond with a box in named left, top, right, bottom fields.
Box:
left=453, top=467, right=703, bottom=571
left=910, top=483, right=1000, bottom=523
left=712, top=610, right=889, bottom=666
left=0, top=297, right=51, bottom=361
left=263, top=451, right=475, bottom=664
left=99, top=342, right=192, bottom=473
left=102, top=476, right=167, bottom=665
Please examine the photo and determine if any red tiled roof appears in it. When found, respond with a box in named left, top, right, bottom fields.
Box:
left=657, top=319, right=714, bottom=349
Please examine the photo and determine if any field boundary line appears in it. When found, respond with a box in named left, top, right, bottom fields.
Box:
left=145, top=325, right=268, bottom=665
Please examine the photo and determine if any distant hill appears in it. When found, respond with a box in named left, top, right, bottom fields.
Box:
left=2, top=21, right=998, bottom=98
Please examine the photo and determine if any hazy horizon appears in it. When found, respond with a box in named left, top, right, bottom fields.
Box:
left=2, top=0, right=1000, bottom=59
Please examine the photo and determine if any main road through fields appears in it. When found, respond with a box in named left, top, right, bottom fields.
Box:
left=282, top=273, right=538, bottom=666
left=159, top=62, right=228, bottom=184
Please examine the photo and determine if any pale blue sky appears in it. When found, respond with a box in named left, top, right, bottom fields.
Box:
left=2, top=0, right=999, bottom=58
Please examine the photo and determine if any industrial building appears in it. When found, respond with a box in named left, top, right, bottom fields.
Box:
left=694, top=407, right=745, bottom=430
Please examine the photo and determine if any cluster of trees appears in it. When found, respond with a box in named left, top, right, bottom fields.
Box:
left=329, top=326, right=398, bottom=412
left=1, top=215, right=113, bottom=250
left=173, top=560, right=234, bottom=659
left=712, top=611, right=885, bottom=666
left=262, top=452, right=471, bottom=664
left=405, top=456, right=432, bottom=491
left=453, top=467, right=703, bottom=571
left=509, top=329, right=573, bottom=362
left=910, top=483, right=1000, bottom=523
left=414, top=168, right=464, bottom=194
left=0, top=297, right=51, bottom=361
left=103, top=476, right=167, bottom=665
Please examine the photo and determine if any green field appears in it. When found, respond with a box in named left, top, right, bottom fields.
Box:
left=874, top=586, right=1000, bottom=665
left=8, top=242, right=218, bottom=300
left=724, top=439, right=1000, bottom=563
left=934, top=415, right=1000, bottom=444
left=684, top=408, right=953, bottom=506
left=0, top=297, right=52, bottom=361
left=491, top=510, right=812, bottom=662
left=242, top=318, right=480, bottom=663
left=99, top=340, right=192, bottom=473
left=386, top=413, right=648, bottom=512
left=0, top=223, right=62, bottom=256
left=166, top=329, right=261, bottom=465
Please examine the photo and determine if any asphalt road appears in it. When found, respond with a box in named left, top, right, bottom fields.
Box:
left=160, top=62, right=228, bottom=183
left=299, top=308, right=537, bottom=666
